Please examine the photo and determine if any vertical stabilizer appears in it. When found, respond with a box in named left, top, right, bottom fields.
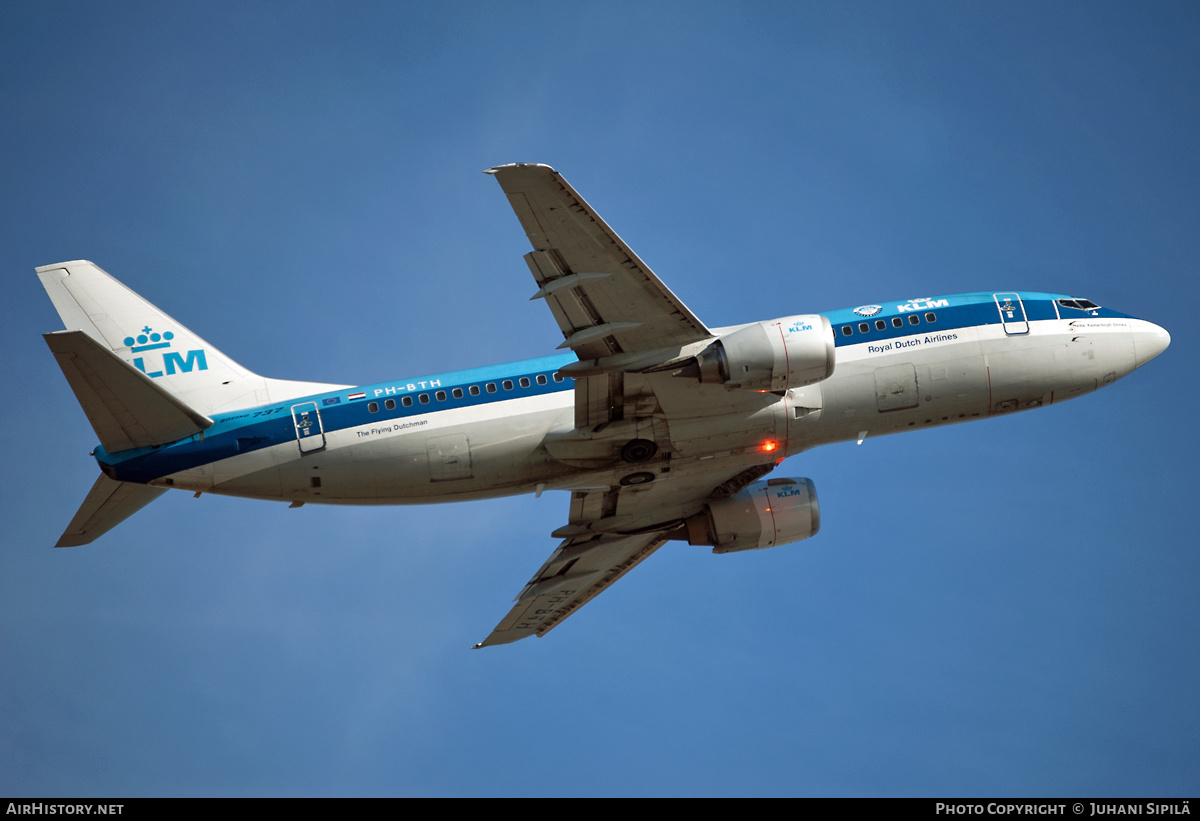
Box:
left=37, top=260, right=343, bottom=415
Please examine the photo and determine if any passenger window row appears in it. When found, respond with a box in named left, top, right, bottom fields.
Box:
left=367, top=372, right=564, bottom=413
left=841, top=313, right=937, bottom=337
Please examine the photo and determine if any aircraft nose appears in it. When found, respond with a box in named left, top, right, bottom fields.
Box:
left=1132, top=319, right=1171, bottom=368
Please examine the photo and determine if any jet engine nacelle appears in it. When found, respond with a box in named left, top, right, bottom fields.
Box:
left=682, top=477, right=820, bottom=553
left=690, top=315, right=836, bottom=391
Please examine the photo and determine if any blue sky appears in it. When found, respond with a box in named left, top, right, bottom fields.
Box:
left=2, top=1, right=1197, bottom=797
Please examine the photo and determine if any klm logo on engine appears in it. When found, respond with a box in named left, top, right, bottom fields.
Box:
left=788, top=321, right=814, bottom=333
left=897, top=297, right=949, bottom=313
left=122, top=326, right=208, bottom=378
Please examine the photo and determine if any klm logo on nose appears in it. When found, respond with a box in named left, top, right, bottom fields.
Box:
left=122, top=326, right=208, bottom=378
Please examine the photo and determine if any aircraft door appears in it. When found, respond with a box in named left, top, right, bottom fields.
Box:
left=994, top=293, right=1029, bottom=335
left=291, top=402, right=326, bottom=454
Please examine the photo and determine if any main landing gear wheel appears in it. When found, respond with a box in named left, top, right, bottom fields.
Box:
left=619, top=472, right=656, bottom=486
left=620, top=438, right=658, bottom=463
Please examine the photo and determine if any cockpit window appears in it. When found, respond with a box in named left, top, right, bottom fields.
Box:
left=1058, top=298, right=1100, bottom=311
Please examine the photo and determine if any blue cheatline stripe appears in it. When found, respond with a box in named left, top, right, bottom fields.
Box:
left=100, top=355, right=579, bottom=482
left=822, top=292, right=1129, bottom=348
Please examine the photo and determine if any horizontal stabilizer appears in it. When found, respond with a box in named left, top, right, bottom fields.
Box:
left=57, top=473, right=167, bottom=547
left=45, top=330, right=213, bottom=452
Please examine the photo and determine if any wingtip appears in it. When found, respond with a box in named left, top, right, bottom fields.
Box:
left=35, top=260, right=97, bottom=274
left=483, top=162, right=557, bottom=176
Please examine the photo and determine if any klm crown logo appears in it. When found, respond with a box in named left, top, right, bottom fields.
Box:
left=123, top=326, right=208, bottom=378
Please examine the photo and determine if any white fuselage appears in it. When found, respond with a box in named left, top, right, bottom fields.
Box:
left=101, top=294, right=1166, bottom=509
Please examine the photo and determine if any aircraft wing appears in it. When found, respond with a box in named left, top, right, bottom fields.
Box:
left=486, top=163, right=712, bottom=363
left=477, top=164, right=782, bottom=645
left=475, top=462, right=776, bottom=647
left=488, top=163, right=716, bottom=429
left=475, top=528, right=670, bottom=647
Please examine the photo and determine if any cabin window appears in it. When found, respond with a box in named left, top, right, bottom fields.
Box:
left=925, top=312, right=937, bottom=322
left=553, top=373, right=564, bottom=382
left=368, top=402, right=379, bottom=413
left=435, top=390, right=446, bottom=401
left=419, top=394, right=430, bottom=404
left=486, top=383, right=497, bottom=393
left=519, top=377, right=530, bottom=388
left=909, top=315, right=920, bottom=325
left=402, top=396, right=413, bottom=407
left=859, top=322, right=870, bottom=334
left=452, top=388, right=463, bottom=399
left=892, top=317, right=903, bottom=328
left=502, top=380, right=514, bottom=390
left=384, top=399, right=395, bottom=410
left=469, top=385, right=481, bottom=396
left=536, top=374, right=547, bottom=385
left=841, top=325, right=853, bottom=336
left=875, top=319, right=886, bottom=331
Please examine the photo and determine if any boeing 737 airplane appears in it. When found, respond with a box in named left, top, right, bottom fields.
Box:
left=39, top=164, right=1170, bottom=646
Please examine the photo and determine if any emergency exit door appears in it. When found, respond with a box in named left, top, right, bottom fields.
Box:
left=994, top=293, right=1029, bottom=335
left=291, top=402, right=326, bottom=454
